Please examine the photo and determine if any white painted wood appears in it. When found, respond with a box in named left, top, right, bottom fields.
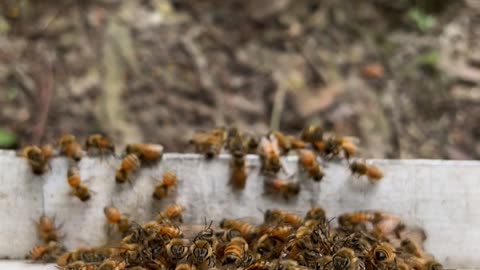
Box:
left=0, top=150, right=479, bottom=268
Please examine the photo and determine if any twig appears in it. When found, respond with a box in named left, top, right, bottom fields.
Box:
left=270, top=81, right=287, bottom=132
left=30, top=59, right=54, bottom=145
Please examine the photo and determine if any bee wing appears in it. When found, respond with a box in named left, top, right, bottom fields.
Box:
left=179, top=224, right=220, bottom=239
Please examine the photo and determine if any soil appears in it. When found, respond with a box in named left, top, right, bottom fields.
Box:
left=0, top=0, right=479, bottom=159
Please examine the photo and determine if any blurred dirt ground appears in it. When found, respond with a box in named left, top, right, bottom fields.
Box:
left=0, top=0, right=479, bottom=159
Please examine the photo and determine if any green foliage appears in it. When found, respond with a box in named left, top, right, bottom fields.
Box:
left=408, top=8, right=436, bottom=31
left=0, top=129, right=17, bottom=148
left=417, top=50, right=440, bottom=68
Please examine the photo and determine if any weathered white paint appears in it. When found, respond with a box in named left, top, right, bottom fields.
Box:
left=0, top=150, right=479, bottom=268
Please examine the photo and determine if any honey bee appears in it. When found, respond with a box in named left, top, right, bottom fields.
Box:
left=298, top=149, right=324, bottom=181
left=157, top=204, right=185, bottom=224
left=338, top=211, right=382, bottom=229
left=259, top=135, right=282, bottom=174
left=166, top=238, right=189, bottom=262
left=157, top=223, right=184, bottom=240
left=152, top=171, right=178, bottom=199
left=304, top=207, right=326, bottom=223
left=190, top=128, right=226, bottom=159
left=255, top=226, right=294, bottom=260
left=270, top=131, right=292, bottom=155
left=300, top=125, right=323, bottom=143
left=263, top=178, right=300, bottom=200
left=104, top=206, right=122, bottom=224
left=226, top=128, right=244, bottom=157
left=62, top=260, right=96, bottom=270
left=244, top=133, right=260, bottom=154
left=316, top=137, right=357, bottom=159
left=230, top=156, right=247, bottom=189
left=20, top=145, right=52, bottom=175
left=104, top=206, right=131, bottom=236
left=332, top=248, right=365, bottom=270
left=36, top=215, right=62, bottom=242
left=65, top=247, right=113, bottom=264
left=245, top=261, right=269, bottom=270
left=98, top=259, right=126, bottom=270
left=58, top=134, right=83, bottom=161
left=70, top=183, right=92, bottom=202
left=67, top=164, right=81, bottom=189
left=29, top=241, right=65, bottom=262
left=223, top=237, right=248, bottom=266
left=349, top=161, right=383, bottom=182
left=175, top=263, right=195, bottom=270
left=371, top=243, right=396, bottom=267
left=189, top=239, right=214, bottom=267
left=421, top=259, right=444, bottom=270
left=220, top=219, right=259, bottom=243
left=400, top=238, right=425, bottom=258
left=126, top=143, right=164, bottom=164
left=270, top=132, right=306, bottom=155
left=85, top=134, right=115, bottom=156
left=115, top=154, right=141, bottom=184
left=264, top=209, right=303, bottom=228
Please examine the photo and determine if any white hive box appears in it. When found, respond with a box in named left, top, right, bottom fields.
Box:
left=0, top=150, right=479, bottom=269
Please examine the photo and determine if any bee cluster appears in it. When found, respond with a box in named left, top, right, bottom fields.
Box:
left=32, top=205, right=442, bottom=270
left=17, top=127, right=442, bottom=269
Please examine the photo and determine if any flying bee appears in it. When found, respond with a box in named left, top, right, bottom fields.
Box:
left=259, top=135, right=283, bottom=174
left=85, top=134, right=115, bottom=156
left=223, top=237, right=248, bottom=266
left=298, top=149, right=324, bottom=181
left=20, top=145, right=52, bottom=175
left=70, top=183, right=92, bottom=202
left=263, top=177, right=300, bottom=200
left=220, top=219, right=259, bottom=243
left=190, top=127, right=226, bottom=159
left=115, top=154, right=141, bottom=184
left=36, top=215, right=62, bottom=242
left=58, top=134, right=83, bottom=161
left=301, top=125, right=323, bottom=143
left=157, top=204, right=185, bottom=224
left=265, top=209, right=303, bottom=228
left=166, top=238, right=190, bottom=262
left=230, top=156, right=247, bottom=189
left=349, top=161, right=383, bottom=182
left=152, top=171, right=178, bottom=199
left=29, top=241, right=65, bottom=262
left=125, top=143, right=163, bottom=165
left=332, top=248, right=365, bottom=270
